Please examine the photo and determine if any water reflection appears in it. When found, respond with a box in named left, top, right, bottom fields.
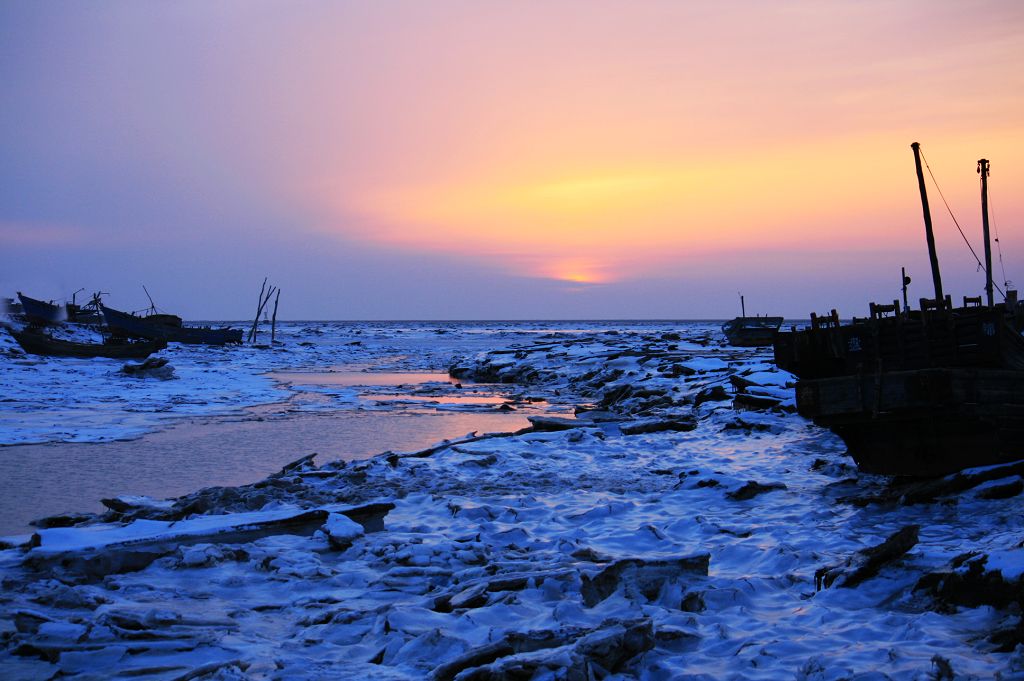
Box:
left=270, top=371, right=460, bottom=387
left=0, top=408, right=531, bottom=535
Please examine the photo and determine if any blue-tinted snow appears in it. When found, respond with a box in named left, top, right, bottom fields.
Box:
left=0, top=320, right=1021, bottom=679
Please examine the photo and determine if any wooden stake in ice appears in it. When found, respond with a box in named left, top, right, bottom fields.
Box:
left=271, top=289, right=281, bottom=344
left=248, top=279, right=277, bottom=345
left=248, top=278, right=267, bottom=344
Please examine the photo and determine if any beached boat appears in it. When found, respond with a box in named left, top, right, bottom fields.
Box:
left=66, top=302, right=103, bottom=325
left=773, top=146, right=1024, bottom=477
left=722, top=316, right=784, bottom=347
left=15, top=291, right=105, bottom=326
left=16, top=292, right=65, bottom=326
left=100, top=304, right=243, bottom=345
left=8, top=327, right=166, bottom=359
left=722, top=296, right=782, bottom=346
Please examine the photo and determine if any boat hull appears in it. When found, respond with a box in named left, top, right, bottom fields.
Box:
left=795, top=368, right=1024, bottom=476
left=722, top=317, right=783, bottom=347
left=9, top=329, right=166, bottom=359
left=101, top=305, right=242, bottom=345
left=17, top=293, right=65, bottom=326
left=773, top=306, right=1024, bottom=379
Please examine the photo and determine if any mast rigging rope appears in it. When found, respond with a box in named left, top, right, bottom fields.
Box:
left=919, top=147, right=1005, bottom=298
left=985, top=173, right=1012, bottom=291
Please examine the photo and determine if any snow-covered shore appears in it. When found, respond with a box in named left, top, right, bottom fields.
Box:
left=1, top=323, right=1022, bottom=679
left=0, top=321, right=579, bottom=446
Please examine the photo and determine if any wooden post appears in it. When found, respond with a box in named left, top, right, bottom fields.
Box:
left=978, top=158, right=993, bottom=306
left=911, top=142, right=944, bottom=305
left=270, top=290, right=280, bottom=344
left=249, top=278, right=267, bottom=343
left=257, top=286, right=275, bottom=343
left=250, top=283, right=276, bottom=345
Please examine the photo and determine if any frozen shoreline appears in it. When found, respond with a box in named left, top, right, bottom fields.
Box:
left=0, top=321, right=578, bottom=534
left=1, top=323, right=1023, bottom=679
left=0, top=321, right=564, bottom=446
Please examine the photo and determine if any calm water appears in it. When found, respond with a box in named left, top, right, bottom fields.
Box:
left=0, top=406, right=530, bottom=536
left=270, top=370, right=461, bottom=386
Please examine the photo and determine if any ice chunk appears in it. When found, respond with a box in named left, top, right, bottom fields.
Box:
left=322, top=512, right=365, bottom=550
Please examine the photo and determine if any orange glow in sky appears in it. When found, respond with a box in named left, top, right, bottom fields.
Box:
left=275, top=1, right=1024, bottom=290
left=319, top=131, right=1024, bottom=283
left=4, top=1, right=1024, bottom=317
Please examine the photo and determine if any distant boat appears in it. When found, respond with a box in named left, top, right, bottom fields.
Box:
left=100, top=304, right=243, bottom=345
left=7, top=327, right=166, bottom=359
left=722, top=296, right=783, bottom=346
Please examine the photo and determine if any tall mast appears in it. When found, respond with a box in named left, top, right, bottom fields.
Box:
left=911, top=142, right=944, bottom=305
left=978, top=158, right=993, bottom=306
left=740, top=294, right=746, bottom=318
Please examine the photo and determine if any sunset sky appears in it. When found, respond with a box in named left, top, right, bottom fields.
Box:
left=2, top=1, right=1024, bottom=319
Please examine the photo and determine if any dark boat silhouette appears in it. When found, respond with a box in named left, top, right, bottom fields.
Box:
left=16, top=292, right=65, bottom=326
left=8, top=327, right=166, bottom=359
left=774, top=146, right=1024, bottom=477
left=16, top=291, right=103, bottom=326
left=722, top=295, right=782, bottom=346
left=100, top=304, right=243, bottom=345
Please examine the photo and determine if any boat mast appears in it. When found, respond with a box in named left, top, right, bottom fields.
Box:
left=740, top=293, right=746, bottom=318
left=911, top=142, right=944, bottom=305
left=143, top=285, right=158, bottom=315
left=978, top=158, right=994, bottom=306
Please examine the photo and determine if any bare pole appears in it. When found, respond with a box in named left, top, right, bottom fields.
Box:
left=270, top=290, right=281, bottom=344
left=911, top=142, right=944, bottom=305
left=253, top=286, right=276, bottom=344
left=978, top=158, right=994, bottom=306
left=901, top=267, right=910, bottom=313
left=248, top=278, right=267, bottom=343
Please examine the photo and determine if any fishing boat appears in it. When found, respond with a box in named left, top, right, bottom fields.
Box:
left=65, top=289, right=104, bottom=325
left=722, top=295, right=783, bottom=346
left=7, top=327, right=166, bottom=359
left=101, top=304, right=243, bottom=345
left=16, top=292, right=65, bottom=326
left=774, top=145, right=1024, bottom=477
left=16, top=290, right=104, bottom=326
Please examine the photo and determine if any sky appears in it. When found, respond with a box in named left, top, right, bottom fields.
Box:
left=2, top=1, right=1024, bottom=320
